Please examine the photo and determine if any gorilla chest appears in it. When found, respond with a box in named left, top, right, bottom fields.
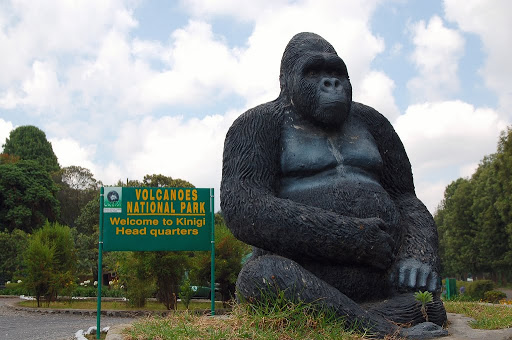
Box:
left=279, top=115, right=383, bottom=182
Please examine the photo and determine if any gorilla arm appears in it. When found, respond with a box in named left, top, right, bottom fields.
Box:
left=355, top=102, right=441, bottom=292
left=221, top=102, right=394, bottom=270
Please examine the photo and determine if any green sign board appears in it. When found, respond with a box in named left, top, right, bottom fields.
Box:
left=102, top=187, right=213, bottom=251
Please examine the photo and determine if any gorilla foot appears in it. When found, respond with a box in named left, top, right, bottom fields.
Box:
left=237, top=255, right=398, bottom=337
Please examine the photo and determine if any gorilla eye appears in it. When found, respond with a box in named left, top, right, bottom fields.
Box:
left=307, top=69, right=318, bottom=77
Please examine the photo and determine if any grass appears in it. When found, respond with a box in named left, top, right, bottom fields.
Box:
left=444, top=300, right=512, bottom=329
left=17, top=299, right=224, bottom=311
left=124, top=303, right=367, bottom=340
left=124, top=288, right=376, bottom=340
left=124, top=297, right=512, bottom=339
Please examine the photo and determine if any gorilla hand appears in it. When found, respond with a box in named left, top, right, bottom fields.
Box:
left=390, top=258, right=439, bottom=292
left=355, top=217, right=395, bottom=270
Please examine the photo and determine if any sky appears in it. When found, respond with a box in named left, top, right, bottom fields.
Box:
left=0, top=0, right=510, bottom=214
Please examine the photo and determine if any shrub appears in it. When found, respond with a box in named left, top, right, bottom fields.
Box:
left=467, top=280, right=494, bottom=300
left=179, top=277, right=194, bottom=309
left=483, top=290, right=507, bottom=304
left=23, top=222, right=77, bottom=306
left=0, top=282, right=31, bottom=296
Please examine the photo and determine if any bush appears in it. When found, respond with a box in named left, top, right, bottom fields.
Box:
left=0, top=282, right=31, bottom=296
left=483, top=290, right=507, bottom=303
left=467, top=280, right=494, bottom=300
left=179, top=278, right=194, bottom=309
left=72, top=285, right=97, bottom=297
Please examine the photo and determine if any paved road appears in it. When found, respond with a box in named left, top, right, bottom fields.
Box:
left=0, top=298, right=137, bottom=340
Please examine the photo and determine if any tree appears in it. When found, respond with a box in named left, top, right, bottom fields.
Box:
left=151, top=251, right=191, bottom=310
left=53, top=166, right=101, bottom=228
left=0, top=229, right=29, bottom=283
left=142, top=174, right=194, bottom=188
left=74, top=197, right=99, bottom=235
left=24, top=237, right=53, bottom=306
left=194, top=213, right=251, bottom=306
left=0, top=160, right=60, bottom=232
left=435, top=127, right=512, bottom=283
left=118, top=252, right=155, bottom=308
left=23, top=221, right=76, bottom=306
left=436, top=178, right=477, bottom=278
left=2, top=125, right=60, bottom=173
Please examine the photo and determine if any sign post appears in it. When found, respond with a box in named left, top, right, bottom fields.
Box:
left=96, top=187, right=104, bottom=339
left=210, top=188, right=215, bottom=315
left=96, top=187, right=214, bottom=339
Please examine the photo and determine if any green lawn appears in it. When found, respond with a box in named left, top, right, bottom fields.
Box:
left=444, top=301, right=512, bottom=329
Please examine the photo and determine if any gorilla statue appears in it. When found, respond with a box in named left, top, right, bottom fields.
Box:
left=221, top=32, right=447, bottom=338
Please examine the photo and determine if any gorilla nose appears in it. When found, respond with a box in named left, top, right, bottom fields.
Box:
left=321, top=77, right=341, bottom=91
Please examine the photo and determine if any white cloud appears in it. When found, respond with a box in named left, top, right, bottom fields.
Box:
left=444, top=0, right=512, bottom=115
left=101, top=109, right=241, bottom=210
left=407, top=16, right=465, bottom=101
left=50, top=137, right=98, bottom=173
left=355, top=71, right=399, bottom=122
left=3, top=0, right=458, bottom=217
left=0, top=119, right=14, bottom=148
left=395, top=100, right=506, bottom=212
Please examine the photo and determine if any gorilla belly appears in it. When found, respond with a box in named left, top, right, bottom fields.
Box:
left=279, top=173, right=399, bottom=235
left=279, top=175, right=399, bottom=301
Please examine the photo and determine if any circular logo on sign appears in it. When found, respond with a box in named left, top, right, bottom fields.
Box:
left=107, top=190, right=120, bottom=202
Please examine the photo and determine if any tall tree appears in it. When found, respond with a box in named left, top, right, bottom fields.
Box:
left=0, top=229, right=29, bottom=283
left=142, top=174, right=194, bottom=188
left=0, top=160, right=60, bottom=232
left=436, top=178, right=477, bottom=279
left=436, top=127, right=512, bottom=283
left=53, top=166, right=101, bottom=228
left=2, top=126, right=60, bottom=173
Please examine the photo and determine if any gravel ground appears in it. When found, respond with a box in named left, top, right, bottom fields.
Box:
left=0, top=297, right=137, bottom=340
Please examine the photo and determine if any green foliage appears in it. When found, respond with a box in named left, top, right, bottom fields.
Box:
left=72, top=228, right=97, bottom=276
left=435, top=127, right=512, bottom=281
left=414, top=290, right=433, bottom=322
left=483, top=290, right=507, bottom=303
left=0, top=160, right=60, bottom=232
left=118, top=252, right=155, bottom=308
left=151, top=251, right=190, bottom=310
left=74, top=197, right=99, bottom=234
left=23, top=221, right=76, bottom=306
left=467, top=280, right=495, bottom=300
left=2, top=125, right=60, bottom=173
left=193, top=214, right=251, bottom=306
left=414, top=290, right=433, bottom=305
left=0, top=229, right=29, bottom=283
left=179, top=277, right=194, bottom=309
left=24, top=236, right=54, bottom=306
left=53, top=166, right=100, bottom=229
left=0, top=282, right=31, bottom=295
left=142, top=174, right=194, bottom=188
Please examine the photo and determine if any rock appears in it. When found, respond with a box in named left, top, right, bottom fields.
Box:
left=401, top=322, right=448, bottom=339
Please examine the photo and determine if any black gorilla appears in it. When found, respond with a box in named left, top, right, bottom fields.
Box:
left=221, top=32, right=447, bottom=338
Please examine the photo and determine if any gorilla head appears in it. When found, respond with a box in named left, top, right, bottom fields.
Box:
left=279, top=32, right=352, bottom=129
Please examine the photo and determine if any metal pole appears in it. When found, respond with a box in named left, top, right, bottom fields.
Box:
left=96, top=187, right=104, bottom=339
left=210, top=188, right=215, bottom=316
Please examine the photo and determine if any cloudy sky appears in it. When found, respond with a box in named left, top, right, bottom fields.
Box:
left=0, top=0, right=510, bottom=213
